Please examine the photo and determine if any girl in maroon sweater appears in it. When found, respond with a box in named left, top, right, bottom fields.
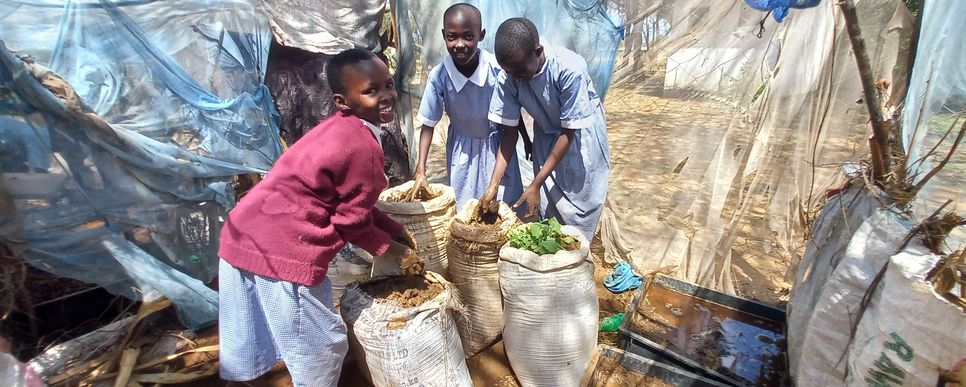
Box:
left=216, top=49, right=416, bottom=386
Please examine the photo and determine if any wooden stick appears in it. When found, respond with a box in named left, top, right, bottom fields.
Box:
left=838, top=0, right=890, bottom=180
left=86, top=345, right=219, bottom=382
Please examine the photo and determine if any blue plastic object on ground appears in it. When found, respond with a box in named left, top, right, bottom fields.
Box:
left=603, top=260, right=642, bottom=294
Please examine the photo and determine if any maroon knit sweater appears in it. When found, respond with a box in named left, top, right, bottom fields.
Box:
left=218, top=111, right=404, bottom=286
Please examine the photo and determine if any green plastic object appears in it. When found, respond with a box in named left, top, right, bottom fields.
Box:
left=600, top=312, right=625, bottom=332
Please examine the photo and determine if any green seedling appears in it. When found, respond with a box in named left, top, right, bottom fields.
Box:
left=508, top=218, right=579, bottom=255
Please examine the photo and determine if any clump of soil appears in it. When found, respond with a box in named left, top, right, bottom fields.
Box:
left=474, top=211, right=502, bottom=226
left=560, top=240, right=581, bottom=251
left=384, top=186, right=442, bottom=203
left=359, top=275, right=444, bottom=308
left=589, top=355, right=674, bottom=387
left=407, top=189, right=437, bottom=202
left=399, top=252, right=425, bottom=276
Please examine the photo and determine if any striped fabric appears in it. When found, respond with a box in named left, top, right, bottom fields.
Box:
left=218, top=259, right=348, bottom=387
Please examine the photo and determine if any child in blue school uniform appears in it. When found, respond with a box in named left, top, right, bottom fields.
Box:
left=409, top=3, right=526, bottom=212
left=480, top=17, right=611, bottom=241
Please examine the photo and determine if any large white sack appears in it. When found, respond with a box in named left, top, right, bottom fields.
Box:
left=845, top=246, right=966, bottom=386
left=341, top=272, right=471, bottom=387
left=787, top=182, right=877, bottom=371
left=448, top=199, right=519, bottom=358
left=377, top=181, right=456, bottom=277
left=499, top=225, right=598, bottom=387
left=793, top=208, right=913, bottom=385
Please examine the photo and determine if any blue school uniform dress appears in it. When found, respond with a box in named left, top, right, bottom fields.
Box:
left=417, top=48, right=524, bottom=211
left=488, top=41, right=611, bottom=241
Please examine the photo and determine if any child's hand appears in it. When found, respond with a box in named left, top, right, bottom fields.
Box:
left=477, top=185, right=500, bottom=218
left=513, top=186, right=540, bottom=220
left=406, top=174, right=432, bottom=201
left=395, top=229, right=417, bottom=250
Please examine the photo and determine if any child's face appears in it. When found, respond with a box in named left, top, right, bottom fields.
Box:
left=500, top=45, right=544, bottom=81
left=442, top=12, right=485, bottom=66
left=333, top=57, right=397, bottom=125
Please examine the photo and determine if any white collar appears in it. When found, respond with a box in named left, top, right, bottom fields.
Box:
left=443, top=48, right=491, bottom=92
left=362, top=119, right=383, bottom=148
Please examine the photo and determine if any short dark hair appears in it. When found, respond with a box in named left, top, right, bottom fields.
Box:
left=443, top=3, right=482, bottom=29
left=494, top=18, right=539, bottom=63
left=326, top=48, right=377, bottom=94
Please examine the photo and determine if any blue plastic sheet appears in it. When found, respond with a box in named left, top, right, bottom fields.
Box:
left=0, top=0, right=283, bottom=329
left=745, top=0, right=822, bottom=22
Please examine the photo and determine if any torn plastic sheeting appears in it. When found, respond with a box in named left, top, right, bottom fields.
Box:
left=0, top=0, right=283, bottom=173
left=258, top=0, right=386, bottom=54
left=102, top=237, right=218, bottom=330
left=0, top=0, right=279, bottom=331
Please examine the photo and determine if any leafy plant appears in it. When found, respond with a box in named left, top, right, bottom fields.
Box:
left=507, top=218, right=579, bottom=255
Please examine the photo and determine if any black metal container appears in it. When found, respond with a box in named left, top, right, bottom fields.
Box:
left=618, top=274, right=788, bottom=387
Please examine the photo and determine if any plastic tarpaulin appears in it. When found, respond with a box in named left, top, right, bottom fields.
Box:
left=597, top=0, right=912, bottom=295
left=259, top=0, right=387, bottom=54
left=900, top=0, right=966, bottom=250
left=0, top=0, right=283, bottom=329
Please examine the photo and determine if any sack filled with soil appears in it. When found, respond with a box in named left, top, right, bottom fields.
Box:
left=341, top=272, right=471, bottom=386
left=377, top=181, right=456, bottom=277
left=499, top=223, right=598, bottom=387
left=448, top=199, right=519, bottom=358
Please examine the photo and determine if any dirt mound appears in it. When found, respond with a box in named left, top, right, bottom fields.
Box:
left=359, top=276, right=444, bottom=308
left=590, top=355, right=674, bottom=387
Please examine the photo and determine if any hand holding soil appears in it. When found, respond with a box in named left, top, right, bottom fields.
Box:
left=398, top=248, right=425, bottom=276
left=405, top=174, right=433, bottom=202
left=477, top=185, right=501, bottom=220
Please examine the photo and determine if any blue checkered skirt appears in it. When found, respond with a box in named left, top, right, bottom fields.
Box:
left=218, top=259, right=348, bottom=387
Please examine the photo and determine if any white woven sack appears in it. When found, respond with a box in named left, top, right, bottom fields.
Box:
left=793, top=208, right=913, bottom=385
left=787, top=183, right=876, bottom=370
left=845, top=245, right=966, bottom=386
left=448, top=199, right=519, bottom=358
left=341, top=272, right=471, bottom=387
left=499, top=225, right=598, bottom=387
left=377, top=181, right=456, bottom=276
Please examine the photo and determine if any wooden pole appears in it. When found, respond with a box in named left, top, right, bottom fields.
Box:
left=838, top=0, right=890, bottom=181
